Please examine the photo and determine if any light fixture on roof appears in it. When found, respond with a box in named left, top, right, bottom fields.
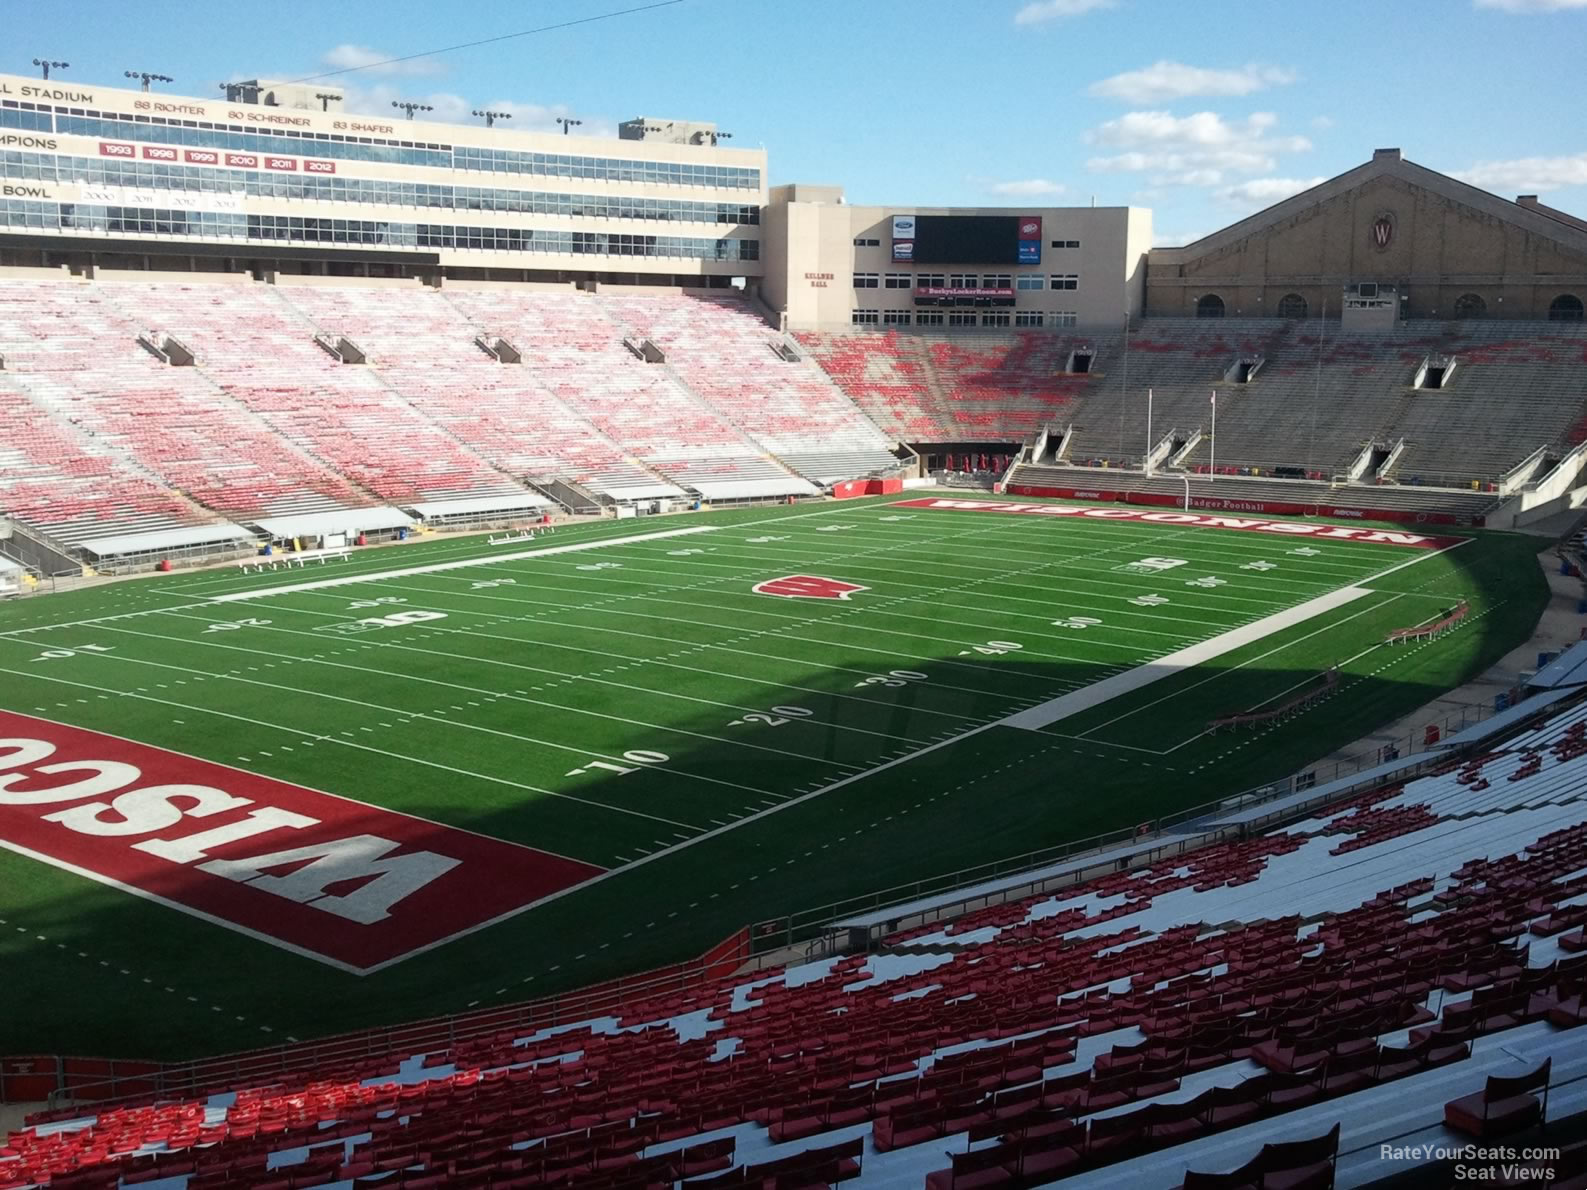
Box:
left=32, top=58, right=68, bottom=81
left=473, top=109, right=512, bottom=128
left=314, top=92, right=343, bottom=112
left=392, top=100, right=434, bottom=120
left=125, top=70, right=174, bottom=92
left=556, top=117, right=584, bottom=136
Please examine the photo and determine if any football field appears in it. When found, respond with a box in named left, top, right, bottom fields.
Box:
left=0, top=494, right=1546, bottom=1059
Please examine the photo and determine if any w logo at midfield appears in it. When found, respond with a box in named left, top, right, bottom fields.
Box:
left=753, top=575, right=870, bottom=600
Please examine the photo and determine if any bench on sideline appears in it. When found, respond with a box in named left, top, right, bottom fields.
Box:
left=1388, top=601, right=1469, bottom=644
left=238, top=548, right=352, bottom=573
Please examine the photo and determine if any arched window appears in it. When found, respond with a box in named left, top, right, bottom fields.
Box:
left=1196, top=294, right=1225, bottom=319
left=1549, top=294, right=1584, bottom=322
left=1276, top=293, right=1307, bottom=319
left=1453, top=293, right=1486, bottom=319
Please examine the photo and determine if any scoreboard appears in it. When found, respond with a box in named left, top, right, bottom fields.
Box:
left=892, top=214, right=1041, bottom=264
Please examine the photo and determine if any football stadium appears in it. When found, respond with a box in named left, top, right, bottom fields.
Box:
left=5, top=8, right=1587, bottom=1185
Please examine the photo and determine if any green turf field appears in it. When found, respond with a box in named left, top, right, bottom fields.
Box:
left=0, top=494, right=1550, bottom=1060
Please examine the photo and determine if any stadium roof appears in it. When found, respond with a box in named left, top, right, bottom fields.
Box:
left=1152, top=148, right=1587, bottom=258
left=78, top=523, right=256, bottom=558
left=1434, top=685, right=1582, bottom=750
left=251, top=508, right=413, bottom=539
left=1529, top=641, right=1587, bottom=690
left=406, top=494, right=551, bottom=518
left=690, top=478, right=821, bottom=500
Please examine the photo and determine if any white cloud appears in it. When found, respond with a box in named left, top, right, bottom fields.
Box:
left=1088, top=60, right=1296, bottom=104
left=1014, top=0, right=1115, bottom=24
left=1311, top=115, right=1335, bottom=130
left=1084, top=110, right=1311, bottom=180
left=1453, top=153, right=1587, bottom=191
left=985, top=177, right=1067, bottom=197
left=1474, top=0, right=1587, bottom=11
left=321, top=44, right=445, bottom=78
left=1215, top=176, right=1327, bottom=204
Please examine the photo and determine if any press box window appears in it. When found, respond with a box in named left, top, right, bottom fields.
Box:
left=1016, top=275, right=1045, bottom=291
left=1051, top=274, right=1078, bottom=290
left=853, top=273, right=880, bottom=289
left=851, top=308, right=880, bottom=326
left=884, top=273, right=911, bottom=289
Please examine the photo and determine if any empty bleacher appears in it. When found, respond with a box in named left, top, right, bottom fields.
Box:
left=5, top=269, right=1585, bottom=558
left=10, top=696, right=1587, bottom=1189
left=0, top=373, right=223, bottom=547
left=807, top=320, right=1587, bottom=499
left=603, top=294, right=899, bottom=482
left=798, top=330, right=1102, bottom=446
left=271, top=284, right=665, bottom=501
left=444, top=288, right=811, bottom=498
left=0, top=281, right=378, bottom=523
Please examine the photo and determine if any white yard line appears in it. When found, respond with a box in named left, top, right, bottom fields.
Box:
left=207, top=525, right=722, bottom=603
left=1006, top=533, right=1472, bottom=736
left=1000, top=586, right=1378, bottom=731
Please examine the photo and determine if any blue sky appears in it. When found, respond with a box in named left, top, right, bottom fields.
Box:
left=9, top=0, right=1587, bottom=244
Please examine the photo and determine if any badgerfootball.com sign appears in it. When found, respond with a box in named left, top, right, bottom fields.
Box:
left=0, top=712, right=602, bottom=972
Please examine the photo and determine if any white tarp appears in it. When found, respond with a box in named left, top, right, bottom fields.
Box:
left=251, top=507, right=412, bottom=540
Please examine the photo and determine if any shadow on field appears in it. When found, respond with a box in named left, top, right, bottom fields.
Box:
left=0, top=529, right=1556, bottom=1062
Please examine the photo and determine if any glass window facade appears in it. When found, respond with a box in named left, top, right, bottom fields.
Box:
left=3, top=104, right=761, bottom=189
left=0, top=151, right=758, bottom=225
left=0, top=198, right=758, bottom=259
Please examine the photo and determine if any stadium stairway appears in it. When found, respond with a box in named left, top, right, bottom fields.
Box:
left=11, top=698, right=1587, bottom=1189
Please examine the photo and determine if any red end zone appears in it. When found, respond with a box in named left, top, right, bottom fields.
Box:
left=887, top=498, right=1468, bottom=550
left=0, top=712, right=603, bottom=973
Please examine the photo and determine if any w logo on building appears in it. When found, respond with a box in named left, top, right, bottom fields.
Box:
left=1372, top=213, right=1395, bottom=250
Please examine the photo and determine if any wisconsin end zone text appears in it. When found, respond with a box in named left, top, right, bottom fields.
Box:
left=888, top=498, right=1468, bottom=550
left=0, top=711, right=602, bottom=973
